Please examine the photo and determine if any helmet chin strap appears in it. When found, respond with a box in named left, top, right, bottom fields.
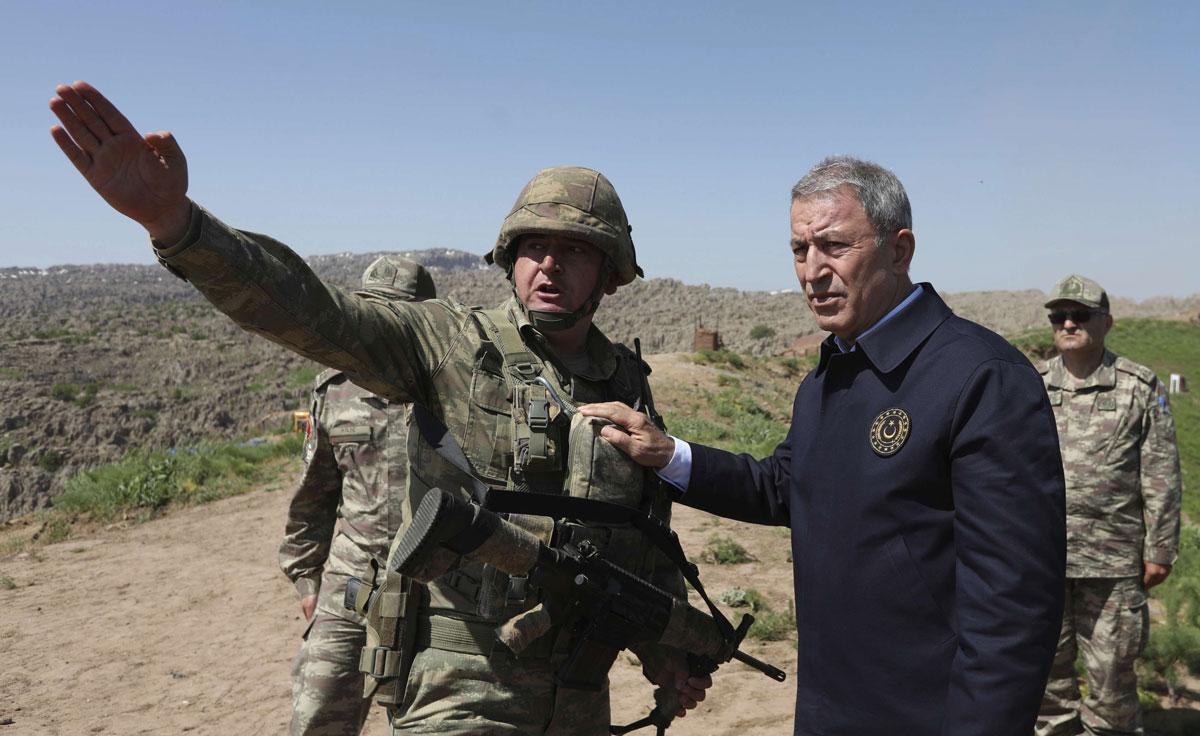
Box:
left=511, top=259, right=612, bottom=334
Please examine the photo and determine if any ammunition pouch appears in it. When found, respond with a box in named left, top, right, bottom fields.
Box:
left=345, top=560, right=420, bottom=707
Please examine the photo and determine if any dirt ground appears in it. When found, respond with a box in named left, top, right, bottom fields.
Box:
left=0, top=467, right=798, bottom=736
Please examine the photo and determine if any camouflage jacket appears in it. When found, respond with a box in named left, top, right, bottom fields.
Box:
left=1041, top=351, right=1182, bottom=577
left=155, top=204, right=682, bottom=639
left=277, top=369, right=410, bottom=623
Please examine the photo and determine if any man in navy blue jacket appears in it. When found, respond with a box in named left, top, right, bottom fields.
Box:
left=582, top=156, right=1066, bottom=735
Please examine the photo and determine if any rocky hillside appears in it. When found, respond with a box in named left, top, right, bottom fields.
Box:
left=2, top=250, right=1196, bottom=522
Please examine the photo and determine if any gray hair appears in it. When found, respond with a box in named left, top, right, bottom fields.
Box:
left=790, top=156, right=912, bottom=247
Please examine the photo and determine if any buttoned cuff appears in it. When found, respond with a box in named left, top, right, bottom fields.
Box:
left=294, top=574, right=322, bottom=600
left=654, top=436, right=692, bottom=492
left=1145, top=546, right=1177, bottom=567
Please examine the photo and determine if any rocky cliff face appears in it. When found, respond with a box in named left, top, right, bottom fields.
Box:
left=2, top=251, right=1196, bottom=522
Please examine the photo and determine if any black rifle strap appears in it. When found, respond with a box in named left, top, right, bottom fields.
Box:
left=409, top=403, right=737, bottom=643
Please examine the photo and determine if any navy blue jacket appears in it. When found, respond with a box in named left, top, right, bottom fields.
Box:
left=685, top=286, right=1065, bottom=735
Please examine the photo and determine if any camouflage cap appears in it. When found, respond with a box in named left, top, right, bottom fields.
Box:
left=1045, top=273, right=1109, bottom=311
left=360, top=255, right=436, bottom=301
left=489, top=166, right=643, bottom=286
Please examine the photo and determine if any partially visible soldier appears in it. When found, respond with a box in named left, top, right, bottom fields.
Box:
left=279, top=256, right=435, bottom=736
left=49, top=81, right=708, bottom=736
left=1036, top=274, right=1182, bottom=736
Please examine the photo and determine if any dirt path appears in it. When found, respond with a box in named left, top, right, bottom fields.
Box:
left=0, top=469, right=797, bottom=735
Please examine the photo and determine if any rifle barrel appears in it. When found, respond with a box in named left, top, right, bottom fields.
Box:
left=732, top=649, right=787, bottom=682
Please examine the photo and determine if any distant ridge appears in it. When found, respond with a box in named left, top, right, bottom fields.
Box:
left=1, top=248, right=1197, bottom=523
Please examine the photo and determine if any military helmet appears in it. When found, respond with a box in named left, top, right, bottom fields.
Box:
left=488, top=166, right=643, bottom=286
left=360, top=255, right=436, bottom=301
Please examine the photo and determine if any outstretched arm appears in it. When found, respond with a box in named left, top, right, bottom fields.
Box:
left=49, top=81, right=192, bottom=244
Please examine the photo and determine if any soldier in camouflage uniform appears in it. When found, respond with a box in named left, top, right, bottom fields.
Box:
left=279, top=256, right=435, bottom=736
left=1035, top=274, right=1182, bottom=736
left=49, top=82, right=709, bottom=736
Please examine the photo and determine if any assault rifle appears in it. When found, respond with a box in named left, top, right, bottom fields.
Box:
left=352, top=486, right=785, bottom=735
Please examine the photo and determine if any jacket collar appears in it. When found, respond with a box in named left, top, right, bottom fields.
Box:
left=1043, top=349, right=1117, bottom=391
left=817, top=283, right=953, bottom=375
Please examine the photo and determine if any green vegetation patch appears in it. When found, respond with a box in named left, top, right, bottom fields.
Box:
left=703, top=535, right=754, bottom=565
left=694, top=349, right=746, bottom=370
left=1105, top=320, right=1200, bottom=522
left=50, top=383, right=79, bottom=402
left=54, top=433, right=304, bottom=523
left=38, top=450, right=65, bottom=473
left=0, top=576, right=16, bottom=590
left=1140, top=525, right=1200, bottom=705
left=672, top=386, right=789, bottom=458
left=748, top=599, right=796, bottom=641
left=288, top=365, right=322, bottom=390
left=750, top=325, right=776, bottom=340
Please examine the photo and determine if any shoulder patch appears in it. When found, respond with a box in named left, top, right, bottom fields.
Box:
left=1114, top=357, right=1157, bottom=386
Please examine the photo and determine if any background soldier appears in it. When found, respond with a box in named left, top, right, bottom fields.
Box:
left=1036, top=274, right=1183, bottom=736
left=48, top=81, right=708, bottom=736
left=279, top=256, right=435, bottom=736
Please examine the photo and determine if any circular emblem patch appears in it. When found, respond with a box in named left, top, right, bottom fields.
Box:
left=870, top=408, right=910, bottom=457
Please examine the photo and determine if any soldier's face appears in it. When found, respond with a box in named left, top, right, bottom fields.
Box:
left=1049, top=301, right=1111, bottom=355
left=790, top=187, right=914, bottom=343
left=513, top=235, right=607, bottom=314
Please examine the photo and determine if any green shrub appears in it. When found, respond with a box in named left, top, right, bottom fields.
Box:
left=39, top=516, right=72, bottom=544
left=0, top=576, right=15, bottom=590
left=75, top=383, right=99, bottom=407
left=38, top=450, right=65, bottom=473
left=750, top=325, right=776, bottom=340
left=695, top=349, right=746, bottom=370
left=50, top=383, right=79, bottom=402
left=703, top=536, right=753, bottom=565
left=748, top=600, right=796, bottom=641
left=719, top=587, right=770, bottom=613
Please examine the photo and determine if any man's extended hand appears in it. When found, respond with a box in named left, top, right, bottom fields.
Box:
left=300, top=594, right=318, bottom=621
left=578, top=402, right=675, bottom=469
left=49, top=81, right=192, bottom=243
left=1144, top=561, right=1172, bottom=590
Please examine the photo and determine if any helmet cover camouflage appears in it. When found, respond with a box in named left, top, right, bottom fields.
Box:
left=360, top=256, right=436, bottom=301
left=489, top=166, right=643, bottom=286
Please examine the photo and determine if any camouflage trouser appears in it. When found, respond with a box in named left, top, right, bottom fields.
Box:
left=387, top=642, right=610, bottom=735
left=1036, top=577, right=1150, bottom=736
left=290, top=612, right=373, bottom=736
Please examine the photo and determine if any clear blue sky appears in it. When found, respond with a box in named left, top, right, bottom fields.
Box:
left=4, top=1, right=1197, bottom=299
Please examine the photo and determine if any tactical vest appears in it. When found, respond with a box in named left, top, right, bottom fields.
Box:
left=401, top=308, right=675, bottom=657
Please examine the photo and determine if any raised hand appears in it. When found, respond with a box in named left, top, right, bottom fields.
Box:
left=49, top=81, right=192, bottom=243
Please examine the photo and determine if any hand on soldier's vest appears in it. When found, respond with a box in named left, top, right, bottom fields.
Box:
left=1144, top=561, right=1172, bottom=589
left=578, top=402, right=675, bottom=469
left=49, top=81, right=193, bottom=244
left=300, top=594, right=317, bottom=621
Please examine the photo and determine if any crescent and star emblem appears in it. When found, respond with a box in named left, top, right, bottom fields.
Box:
left=870, top=408, right=911, bottom=457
